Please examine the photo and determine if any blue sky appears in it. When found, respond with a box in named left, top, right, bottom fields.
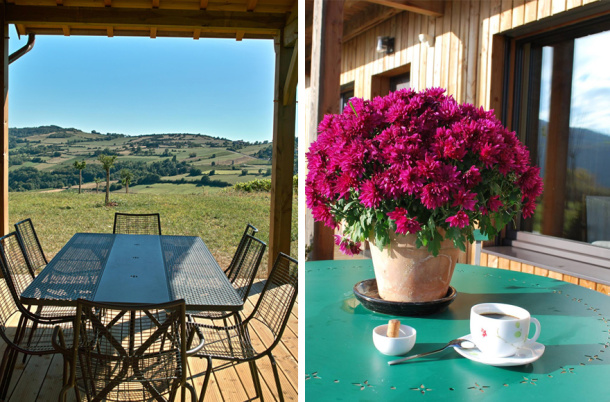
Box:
left=8, top=32, right=276, bottom=141
left=539, top=30, right=610, bottom=136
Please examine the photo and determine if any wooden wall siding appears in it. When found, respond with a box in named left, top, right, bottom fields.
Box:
left=477, top=252, right=610, bottom=296
left=340, top=0, right=602, bottom=107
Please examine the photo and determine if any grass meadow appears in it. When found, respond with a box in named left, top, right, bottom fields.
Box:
left=9, top=190, right=297, bottom=277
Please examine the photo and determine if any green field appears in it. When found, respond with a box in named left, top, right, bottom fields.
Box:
left=9, top=191, right=297, bottom=277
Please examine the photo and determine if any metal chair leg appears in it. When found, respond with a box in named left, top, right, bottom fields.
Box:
left=248, top=360, right=263, bottom=400
left=184, top=381, right=197, bottom=402
left=198, top=356, right=213, bottom=402
left=0, top=347, right=13, bottom=401
left=268, top=354, right=284, bottom=402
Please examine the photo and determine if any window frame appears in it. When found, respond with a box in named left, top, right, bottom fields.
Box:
left=490, top=4, right=610, bottom=268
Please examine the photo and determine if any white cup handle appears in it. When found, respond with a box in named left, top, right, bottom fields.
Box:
left=528, top=317, right=541, bottom=343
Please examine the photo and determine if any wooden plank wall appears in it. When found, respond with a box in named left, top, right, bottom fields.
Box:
left=478, top=251, right=610, bottom=296
left=339, top=0, right=608, bottom=294
left=340, top=0, right=601, bottom=107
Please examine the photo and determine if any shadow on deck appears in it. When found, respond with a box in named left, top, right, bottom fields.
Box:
left=1, top=279, right=298, bottom=401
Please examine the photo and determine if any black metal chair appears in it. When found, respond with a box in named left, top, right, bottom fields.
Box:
left=187, top=253, right=298, bottom=402
left=224, top=223, right=258, bottom=276
left=53, top=298, right=203, bottom=402
left=113, top=213, right=162, bottom=235
left=0, top=232, right=75, bottom=401
left=188, top=234, right=266, bottom=321
left=14, top=218, right=48, bottom=275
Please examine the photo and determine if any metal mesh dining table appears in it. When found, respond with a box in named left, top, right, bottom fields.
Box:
left=20, top=233, right=243, bottom=311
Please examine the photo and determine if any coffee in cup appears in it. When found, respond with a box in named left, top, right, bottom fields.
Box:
left=470, top=303, right=541, bottom=358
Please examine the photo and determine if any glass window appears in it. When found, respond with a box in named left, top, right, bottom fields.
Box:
left=340, top=83, right=354, bottom=112
left=522, top=29, right=610, bottom=248
left=389, top=72, right=410, bottom=92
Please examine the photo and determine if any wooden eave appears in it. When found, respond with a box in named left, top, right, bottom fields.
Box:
left=3, top=0, right=297, bottom=41
left=305, top=0, right=444, bottom=73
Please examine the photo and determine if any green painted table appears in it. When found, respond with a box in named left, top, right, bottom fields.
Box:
left=305, top=260, right=610, bottom=401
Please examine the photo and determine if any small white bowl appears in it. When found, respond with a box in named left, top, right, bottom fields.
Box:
left=373, top=324, right=416, bottom=356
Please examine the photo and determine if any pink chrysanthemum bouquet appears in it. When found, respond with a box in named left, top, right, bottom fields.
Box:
left=306, top=88, right=543, bottom=256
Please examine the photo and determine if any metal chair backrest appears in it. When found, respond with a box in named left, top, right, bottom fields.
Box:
left=247, top=253, right=298, bottom=348
left=225, top=223, right=258, bottom=276
left=15, top=218, right=47, bottom=275
left=71, top=298, right=187, bottom=401
left=0, top=233, right=33, bottom=341
left=113, top=213, right=162, bottom=235
left=227, top=234, right=266, bottom=301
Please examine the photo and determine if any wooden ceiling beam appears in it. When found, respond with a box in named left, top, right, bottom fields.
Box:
left=56, top=0, right=63, bottom=6
left=152, top=0, right=160, bottom=9
left=104, top=0, right=112, bottom=7
left=199, top=0, right=208, bottom=10
left=107, top=26, right=114, bottom=37
left=62, top=25, right=70, bottom=36
left=193, top=28, right=200, bottom=39
left=361, top=0, right=444, bottom=17
left=4, top=4, right=287, bottom=31
left=236, top=30, right=244, bottom=41
left=343, top=3, right=401, bottom=42
left=150, top=27, right=157, bottom=38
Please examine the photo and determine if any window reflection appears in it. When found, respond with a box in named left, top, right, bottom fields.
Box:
left=531, top=30, right=610, bottom=248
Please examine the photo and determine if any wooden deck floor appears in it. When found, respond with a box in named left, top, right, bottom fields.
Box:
left=1, top=280, right=298, bottom=402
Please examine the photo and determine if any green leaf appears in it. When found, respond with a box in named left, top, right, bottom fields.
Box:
left=427, top=215, right=436, bottom=233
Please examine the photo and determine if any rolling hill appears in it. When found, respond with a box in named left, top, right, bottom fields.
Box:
left=8, top=125, right=293, bottom=193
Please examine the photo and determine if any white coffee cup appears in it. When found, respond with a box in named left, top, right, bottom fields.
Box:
left=470, top=303, right=541, bottom=358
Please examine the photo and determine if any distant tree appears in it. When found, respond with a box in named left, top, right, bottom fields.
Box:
left=94, top=177, right=102, bottom=194
left=120, top=169, right=133, bottom=194
left=211, top=161, right=216, bottom=166
left=209, top=170, right=216, bottom=176
left=189, top=167, right=202, bottom=176
left=189, top=152, right=197, bottom=158
left=211, top=153, right=216, bottom=158
left=241, top=169, right=248, bottom=176
left=73, top=160, right=86, bottom=194
left=98, top=154, right=117, bottom=205
left=265, top=168, right=272, bottom=176
left=258, top=168, right=263, bottom=175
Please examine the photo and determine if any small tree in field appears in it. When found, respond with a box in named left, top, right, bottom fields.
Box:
left=98, top=154, right=117, bottom=205
left=120, top=169, right=133, bottom=194
left=73, top=160, right=86, bottom=194
left=94, top=177, right=102, bottom=193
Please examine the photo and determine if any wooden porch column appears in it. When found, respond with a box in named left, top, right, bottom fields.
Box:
left=269, top=30, right=296, bottom=274
left=0, top=15, right=8, bottom=236
left=308, top=0, right=343, bottom=261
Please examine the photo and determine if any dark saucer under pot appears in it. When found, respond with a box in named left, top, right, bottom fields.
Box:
left=353, top=278, right=457, bottom=316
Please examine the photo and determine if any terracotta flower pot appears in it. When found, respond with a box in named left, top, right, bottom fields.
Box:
left=369, top=232, right=461, bottom=302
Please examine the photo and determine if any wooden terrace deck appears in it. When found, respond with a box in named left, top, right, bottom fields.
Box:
left=0, top=280, right=298, bottom=401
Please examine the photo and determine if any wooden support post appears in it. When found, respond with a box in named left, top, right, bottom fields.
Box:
left=307, top=0, right=343, bottom=261
left=542, top=40, right=573, bottom=237
left=0, top=16, right=8, bottom=237
left=269, top=30, right=296, bottom=274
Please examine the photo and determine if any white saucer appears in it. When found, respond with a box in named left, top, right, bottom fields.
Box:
left=454, top=334, right=545, bottom=366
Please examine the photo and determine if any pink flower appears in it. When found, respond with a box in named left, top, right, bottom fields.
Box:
left=488, top=195, right=503, bottom=212
left=387, top=208, right=422, bottom=235
left=359, top=179, right=383, bottom=208
left=452, top=190, right=477, bottom=211
left=334, top=235, right=362, bottom=256
left=445, top=211, right=469, bottom=229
